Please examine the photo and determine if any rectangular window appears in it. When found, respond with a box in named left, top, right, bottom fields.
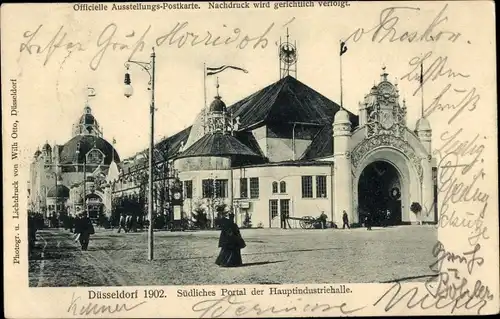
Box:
left=202, top=179, right=227, bottom=198
left=215, top=179, right=228, bottom=198
left=316, top=176, right=327, bottom=198
left=302, top=176, right=313, bottom=198
left=202, top=179, right=214, bottom=198
left=240, top=178, right=248, bottom=198
left=184, top=180, right=193, bottom=199
left=270, top=199, right=278, bottom=219
left=250, top=177, right=259, bottom=199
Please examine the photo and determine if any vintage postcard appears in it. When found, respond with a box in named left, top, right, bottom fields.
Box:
left=2, top=1, right=498, bottom=317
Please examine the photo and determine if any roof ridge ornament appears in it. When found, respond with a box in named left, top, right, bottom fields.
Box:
left=381, top=65, right=388, bottom=82
left=279, top=27, right=298, bottom=79
left=215, top=77, right=220, bottom=98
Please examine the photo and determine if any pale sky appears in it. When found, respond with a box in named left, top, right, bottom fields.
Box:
left=2, top=2, right=496, bottom=162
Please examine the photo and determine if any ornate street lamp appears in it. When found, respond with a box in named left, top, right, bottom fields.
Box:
left=123, top=47, right=156, bottom=260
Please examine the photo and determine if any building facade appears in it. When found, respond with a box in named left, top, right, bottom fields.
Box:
left=114, top=66, right=437, bottom=228
left=28, top=102, right=120, bottom=220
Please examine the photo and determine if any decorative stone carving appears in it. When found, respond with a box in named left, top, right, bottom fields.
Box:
left=363, top=69, right=407, bottom=140
left=351, top=134, right=423, bottom=182
left=333, top=123, right=351, bottom=135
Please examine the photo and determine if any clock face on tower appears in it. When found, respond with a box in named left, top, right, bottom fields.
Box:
left=173, top=192, right=181, bottom=200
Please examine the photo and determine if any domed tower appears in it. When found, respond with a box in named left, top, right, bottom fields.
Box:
left=415, top=117, right=432, bottom=154
left=42, top=141, right=52, bottom=164
left=34, top=148, right=41, bottom=160
left=333, top=108, right=353, bottom=223
left=206, top=80, right=231, bottom=135
left=207, top=95, right=231, bottom=134
left=72, top=104, right=102, bottom=138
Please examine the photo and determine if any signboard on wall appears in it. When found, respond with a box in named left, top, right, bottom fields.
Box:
left=173, top=206, right=182, bottom=220
left=239, top=201, right=250, bottom=209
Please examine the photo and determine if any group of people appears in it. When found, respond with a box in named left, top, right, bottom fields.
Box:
left=363, top=209, right=392, bottom=230
left=116, top=213, right=144, bottom=233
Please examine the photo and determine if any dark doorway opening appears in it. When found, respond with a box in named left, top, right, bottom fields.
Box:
left=358, top=161, right=402, bottom=226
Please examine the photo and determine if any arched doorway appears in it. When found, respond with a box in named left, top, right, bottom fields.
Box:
left=357, top=161, right=402, bottom=226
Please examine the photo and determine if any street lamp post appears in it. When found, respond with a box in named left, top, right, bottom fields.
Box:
left=123, top=48, right=156, bottom=261
left=76, top=144, right=87, bottom=213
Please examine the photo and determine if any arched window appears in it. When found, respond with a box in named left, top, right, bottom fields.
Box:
left=280, top=181, right=287, bottom=193
left=272, top=181, right=278, bottom=194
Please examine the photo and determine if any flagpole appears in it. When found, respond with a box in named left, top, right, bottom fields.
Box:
left=112, top=138, right=115, bottom=163
left=203, top=62, right=207, bottom=134
left=340, top=40, right=344, bottom=110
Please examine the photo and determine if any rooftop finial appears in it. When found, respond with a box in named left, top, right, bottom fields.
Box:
left=381, top=65, right=388, bottom=82
left=216, top=77, right=220, bottom=97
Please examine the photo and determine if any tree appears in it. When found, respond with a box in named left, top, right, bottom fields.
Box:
left=192, top=206, right=209, bottom=229
left=410, top=202, right=423, bottom=225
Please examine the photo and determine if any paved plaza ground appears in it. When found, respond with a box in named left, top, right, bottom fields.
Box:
left=29, top=226, right=438, bottom=287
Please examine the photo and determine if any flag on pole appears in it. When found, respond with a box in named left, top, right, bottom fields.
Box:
left=420, top=62, right=424, bottom=85
left=87, top=87, right=96, bottom=97
left=340, top=41, right=348, bottom=56
left=206, top=65, right=249, bottom=76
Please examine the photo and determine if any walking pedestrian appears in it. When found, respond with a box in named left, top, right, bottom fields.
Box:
left=117, top=213, right=127, bottom=233
left=131, top=215, right=137, bottom=232
left=280, top=211, right=287, bottom=229
left=68, top=213, right=74, bottom=232
left=74, top=211, right=95, bottom=251
left=365, top=212, right=372, bottom=231
left=342, top=210, right=350, bottom=229
left=125, top=215, right=132, bottom=232
left=215, top=213, right=246, bottom=267
left=385, top=209, right=391, bottom=227
left=319, top=211, right=328, bottom=229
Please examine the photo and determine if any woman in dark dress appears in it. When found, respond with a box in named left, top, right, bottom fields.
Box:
left=216, top=213, right=246, bottom=267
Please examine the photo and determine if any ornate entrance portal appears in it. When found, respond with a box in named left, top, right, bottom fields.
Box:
left=358, top=161, right=402, bottom=226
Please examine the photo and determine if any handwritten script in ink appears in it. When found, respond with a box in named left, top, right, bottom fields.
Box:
left=374, top=242, right=493, bottom=314
left=343, top=2, right=494, bottom=315
left=191, top=294, right=365, bottom=318
left=345, top=4, right=461, bottom=44
left=66, top=293, right=147, bottom=316
left=18, top=20, right=282, bottom=71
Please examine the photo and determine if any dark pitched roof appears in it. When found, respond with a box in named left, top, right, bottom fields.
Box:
left=233, top=131, right=265, bottom=157
left=228, top=75, right=357, bottom=130
left=125, top=126, right=192, bottom=162
left=301, top=125, right=334, bottom=160
left=176, top=133, right=262, bottom=159
left=128, top=76, right=359, bottom=163
left=155, top=126, right=192, bottom=160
